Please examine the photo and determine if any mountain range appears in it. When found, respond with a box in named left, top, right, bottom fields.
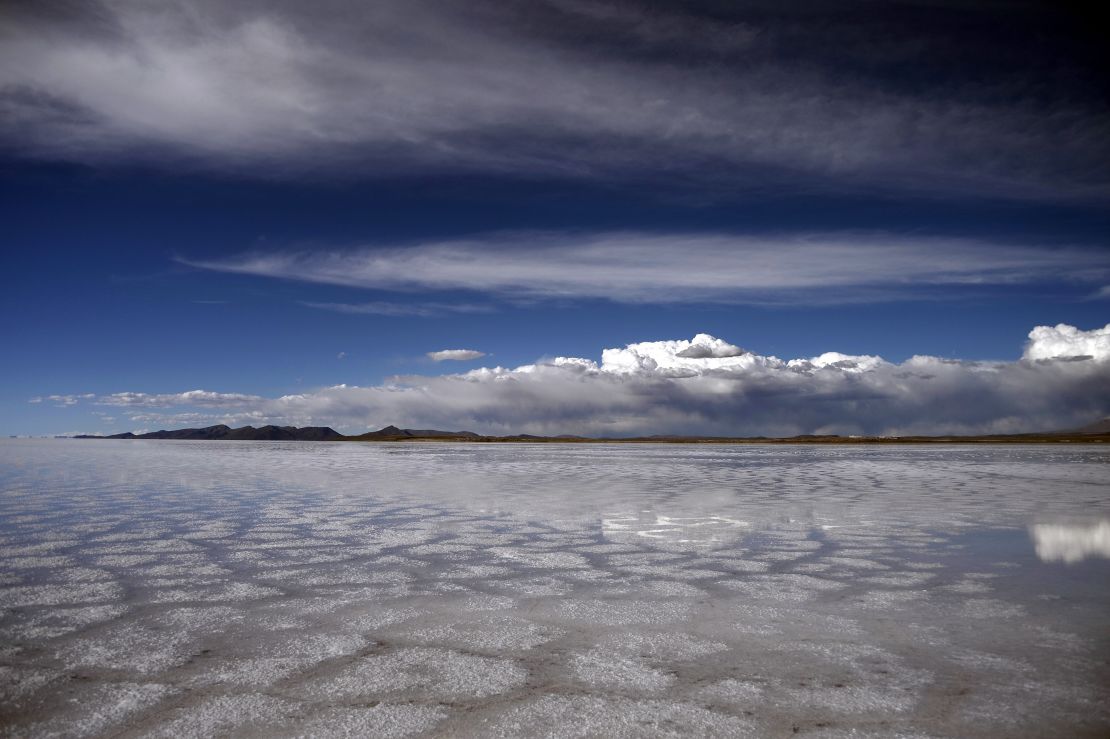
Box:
left=87, top=424, right=346, bottom=441
left=72, top=421, right=1110, bottom=443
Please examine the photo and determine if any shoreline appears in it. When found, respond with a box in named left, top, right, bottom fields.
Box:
left=345, top=435, right=1109, bottom=444
left=63, top=434, right=1110, bottom=445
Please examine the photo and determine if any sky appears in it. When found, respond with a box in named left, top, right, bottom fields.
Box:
left=2, top=0, right=1108, bottom=437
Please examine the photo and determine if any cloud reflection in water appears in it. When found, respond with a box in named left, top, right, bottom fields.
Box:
left=603, top=513, right=750, bottom=549
left=1030, top=521, right=1110, bottom=563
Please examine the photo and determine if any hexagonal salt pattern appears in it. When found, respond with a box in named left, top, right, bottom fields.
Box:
left=0, top=439, right=1108, bottom=736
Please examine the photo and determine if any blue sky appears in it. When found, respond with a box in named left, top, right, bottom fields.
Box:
left=2, top=1, right=1107, bottom=437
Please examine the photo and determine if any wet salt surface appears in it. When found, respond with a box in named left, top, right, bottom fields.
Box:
left=1, top=440, right=1108, bottom=737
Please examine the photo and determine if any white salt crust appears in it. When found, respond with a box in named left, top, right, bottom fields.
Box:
left=0, top=439, right=1108, bottom=738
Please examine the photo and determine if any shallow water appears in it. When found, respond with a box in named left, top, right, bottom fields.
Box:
left=1, top=439, right=1108, bottom=738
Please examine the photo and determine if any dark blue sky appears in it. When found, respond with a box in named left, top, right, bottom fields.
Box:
left=2, top=1, right=1107, bottom=436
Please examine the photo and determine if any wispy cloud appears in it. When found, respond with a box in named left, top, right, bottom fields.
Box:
left=28, top=393, right=95, bottom=407
left=34, top=324, right=1110, bottom=437
left=96, top=390, right=264, bottom=408
left=123, top=411, right=262, bottom=427
left=427, top=349, right=486, bottom=362
left=189, top=232, right=1110, bottom=304
left=1, top=1, right=1105, bottom=198
left=1088, top=286, right=1110, bottom=301
left=300, top=300, right=493, bottom=317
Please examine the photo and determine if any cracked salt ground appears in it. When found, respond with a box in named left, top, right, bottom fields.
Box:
left=1, top=441, right=1109, bottom=736
left=293, top=646, right=528, bottom=704
left=403, top=614, right=564, bottom=651
left=143, top=694, right=449, bottom=738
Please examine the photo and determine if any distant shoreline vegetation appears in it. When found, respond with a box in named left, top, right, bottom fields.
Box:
left=70, top=423, right=1110, bottom=444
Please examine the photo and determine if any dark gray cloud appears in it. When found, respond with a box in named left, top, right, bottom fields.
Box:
left=2, top=0, right=1106, bottom=198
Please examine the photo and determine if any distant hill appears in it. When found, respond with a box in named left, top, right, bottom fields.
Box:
left=79, top=424, right=345, bottom=441
left=77, top=424, right=475, bottom=441
left=345, top=425, right=480, bottom=440
left=1067, top=417, right=1110, bottom=434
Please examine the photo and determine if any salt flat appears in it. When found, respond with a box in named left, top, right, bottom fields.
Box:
left=0, top=439, right=1108, bottom=737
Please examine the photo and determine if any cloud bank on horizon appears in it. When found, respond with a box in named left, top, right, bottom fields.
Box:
left=2, top=0, right=1107, bottom=199
left=41, top=323, right=1110, bottom=438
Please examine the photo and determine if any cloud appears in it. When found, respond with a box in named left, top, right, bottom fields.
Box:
left=427, top=349, right=486, bottom=362
left=301, top=300, right=492, bottom=317
left=1, top=1, right=1106, bottom=198
left=1088, top=286, right=1110, bottom=301
left=1024, top=324, right=1110, bottom=362
left=671, top=335, right=745, bottom=359
left=188, top=232, right=1110, bottom=304
left=39, top=323, right=1110, bottom=437
left=28, top=393, right=95, bottom=407
left=124, top=411, right=260, bottom=427
left=96, top=390, right=264, bottom=408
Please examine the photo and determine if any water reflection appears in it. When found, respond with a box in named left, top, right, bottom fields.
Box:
left=602, top=512, right=750, bottom=549
left=1029, top=520, right=1110, bottom=563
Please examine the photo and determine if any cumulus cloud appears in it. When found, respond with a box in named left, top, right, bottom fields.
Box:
left=1, top=1, right=1106, bottom=197
left=187, top=232, right=1110, bottom=304
left=674, top=335, right=747, bottom=359
left=38, top=323, right=1110, bottom=437
left=1024, top=323, right=1110, bottom=362
left=427, top=349, right=486, bottom=362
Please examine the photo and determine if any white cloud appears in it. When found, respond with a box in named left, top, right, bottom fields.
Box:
left=96, top=390, right=264, bottom=407
left=29, top=393, right=95, bottom=407
left=40, top=323, right=1110, bottom=437
left=1024, top=323, right=1110, bottom=362
left=427, top=349, right=486, bottom=362
left=187, top=232, right=1110, bottom=305
left=125, top=411, right=260, bottom=427
left=673, top=335, right=747, bottom=359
